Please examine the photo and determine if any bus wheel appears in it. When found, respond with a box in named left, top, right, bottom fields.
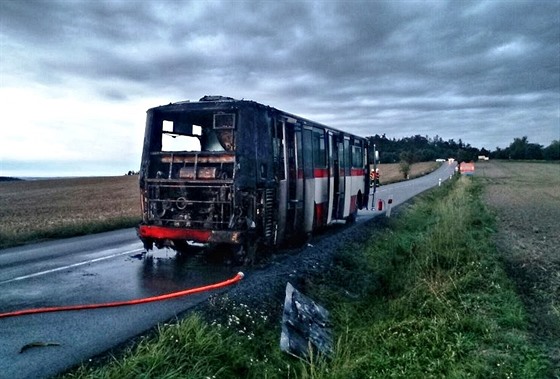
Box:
left=141, top=238, right=154, bottom=251
left=232, top=241, right=257, bottom=266
left=357, top=191, right=364, bottom=210
left=346, top=211, right=357, bottom=224
left=173, top=240, right=195, bottom=256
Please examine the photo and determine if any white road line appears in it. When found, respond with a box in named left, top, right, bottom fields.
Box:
left=0, top=247, right=145, bottom=285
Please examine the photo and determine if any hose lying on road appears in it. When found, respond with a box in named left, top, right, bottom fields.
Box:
left=0, top=272, right=244, bottom=319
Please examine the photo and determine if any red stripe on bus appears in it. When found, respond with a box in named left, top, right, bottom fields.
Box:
left=300, top=167, right=365, bottom=179
left=351, top=168, right=365, bottom=176
left=339, top=168, right=365, bottom=177
left=314, top=168, right=329, bottom=178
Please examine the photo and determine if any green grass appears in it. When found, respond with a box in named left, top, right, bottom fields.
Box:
left=60, top=176, right=551, bottom=378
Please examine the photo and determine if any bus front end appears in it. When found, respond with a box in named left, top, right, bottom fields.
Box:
left=137, top=98, right=256, bottom=259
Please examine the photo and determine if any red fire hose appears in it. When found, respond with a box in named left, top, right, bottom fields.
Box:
left=0, top=272, right=244, bottom=319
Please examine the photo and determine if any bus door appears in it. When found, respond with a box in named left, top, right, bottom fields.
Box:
left=274, top=119, right=287, bottom=243
left=333, top=135, right=346, bottom=219
left=302, top=126, right=314, bottom=233
left=284, top=120, right=304, bottom=235
left=343, top=136, right=351, bottom=217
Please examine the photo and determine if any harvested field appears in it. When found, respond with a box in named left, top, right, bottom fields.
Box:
left=0, top=176, right=140, bottom=248
left=377, top=161, right=441, bottom=184
left=477, top=160, right=560, bottom=372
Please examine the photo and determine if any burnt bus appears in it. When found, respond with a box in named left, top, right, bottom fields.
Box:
left=137, top=96, right=370, bottom=263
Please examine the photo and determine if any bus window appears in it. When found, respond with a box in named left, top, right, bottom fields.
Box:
left=159, top=112, right=235, bottom=152
left=162, top=121, right=201, bottom=151
left=303, top=128, right=313, bottom=178
left=344, top=138, right=351, bottom=173
left=273, top=120, right=285, bottom=180
left=352, top=145, right=363, bottom=167
left=313, top=129, right=326, bottom=167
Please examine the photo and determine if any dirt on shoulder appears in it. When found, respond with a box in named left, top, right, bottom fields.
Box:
left=477, top=160, right=560, bottom=375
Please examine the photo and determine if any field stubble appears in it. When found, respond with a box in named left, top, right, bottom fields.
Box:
left=377, top=161, right=439, bottom=184
left=0, top=176, right=140, bottom=248
left=478, top=160, right=560, bottom=371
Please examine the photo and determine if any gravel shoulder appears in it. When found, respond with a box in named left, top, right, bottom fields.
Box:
left=198, top=212, right=395, bottom=333
left=477, top=161, right=560, bottom=372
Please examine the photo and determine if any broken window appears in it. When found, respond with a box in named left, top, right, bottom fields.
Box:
left=162, top=121, right=202, bottom=151
left=158, top=111, right=236, bottom=153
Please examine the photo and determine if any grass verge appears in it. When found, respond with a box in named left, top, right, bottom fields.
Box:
left=60, top=176, right=551, bottom=378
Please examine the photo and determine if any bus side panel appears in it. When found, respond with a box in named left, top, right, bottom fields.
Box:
left=314, top=174, right=329, bottom=228
left=344, top=175, right=353, bottom=218
left=304, top=179, right=315, bottom=233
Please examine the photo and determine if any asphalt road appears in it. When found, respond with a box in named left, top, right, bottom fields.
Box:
left=368, top=162, right=456, bottom=216
left=0, top=162, right=456, bottom=379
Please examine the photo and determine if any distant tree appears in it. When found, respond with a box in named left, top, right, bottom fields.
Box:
left=457, top=149, right=471, bottom=163
left=366, top=134, right=484, bottom=163
left=543, top=140, right=560, bottom=160
left=418, top=149, right=436, bottom=162
left=399, top=151, right=414, bottom=165
left=504, top=136, right=544, bottom=160
left=509, top=136, right=530, bottom=159
left=492, top=146, right=509, bottom=159
left=381, top=152, right=399, bottom=163
left=399, top=160, right=411, bottom=179
left=526, top=143, right=543, bottom=160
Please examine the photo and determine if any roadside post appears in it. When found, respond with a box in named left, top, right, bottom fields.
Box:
left=386, top=196, right=393, bottom=217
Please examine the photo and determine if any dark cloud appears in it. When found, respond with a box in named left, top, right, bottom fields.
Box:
left=0, top=0, right=558, bottom=174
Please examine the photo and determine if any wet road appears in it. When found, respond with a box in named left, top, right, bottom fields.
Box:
left=0, top=231, right=238, bottom=379
left=0, top=162, right=455, bottom=379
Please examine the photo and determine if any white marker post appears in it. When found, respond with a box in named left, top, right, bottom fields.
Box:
left=386, top=196, right=393, bottom=217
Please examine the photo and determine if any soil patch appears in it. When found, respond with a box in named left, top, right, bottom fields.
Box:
left=477, top=161, right=560, bottom=373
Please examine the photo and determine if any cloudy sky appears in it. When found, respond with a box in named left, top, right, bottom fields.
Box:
left=1, top=0, right=558, bottom=177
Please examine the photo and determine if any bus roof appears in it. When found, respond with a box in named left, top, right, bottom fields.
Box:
left=148, top=96, right=367, bottom=140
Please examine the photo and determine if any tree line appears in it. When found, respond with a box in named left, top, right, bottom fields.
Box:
left=367, top=134, right=559, bottom=164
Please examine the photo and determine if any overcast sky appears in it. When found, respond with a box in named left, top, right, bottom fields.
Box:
left=1, top=0, right=558, bottom=177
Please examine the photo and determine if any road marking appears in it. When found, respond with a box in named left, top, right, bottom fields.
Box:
left=0, top=247, right=145, bottom=285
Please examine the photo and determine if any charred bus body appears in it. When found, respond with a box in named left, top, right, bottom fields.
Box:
left=138, top=96, right=370, bottom=263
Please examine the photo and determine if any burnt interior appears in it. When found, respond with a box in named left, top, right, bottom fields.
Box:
left=143, top=109, right=241, bottom=230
